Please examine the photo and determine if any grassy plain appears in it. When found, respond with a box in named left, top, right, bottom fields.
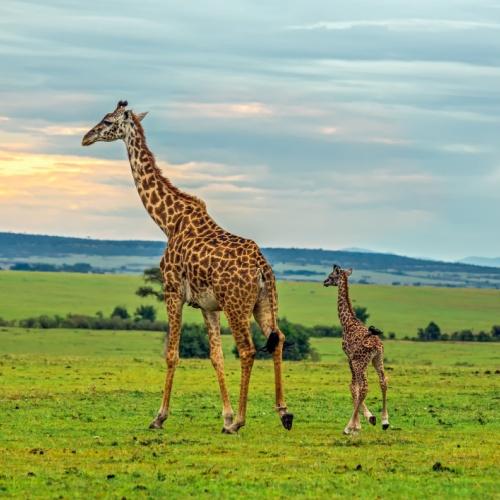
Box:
left=1, top=271, right=500, bottom=337
left=0, top=328, right=499, bottom=498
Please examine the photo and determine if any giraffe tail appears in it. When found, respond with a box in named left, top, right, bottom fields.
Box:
left=257, top=264, right=287, bottom=354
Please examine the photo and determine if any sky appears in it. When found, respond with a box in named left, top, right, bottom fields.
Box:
left=0, top=0, right=499, bottom=261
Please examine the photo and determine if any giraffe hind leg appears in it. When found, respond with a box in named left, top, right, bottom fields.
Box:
left=345, top=359, right=369, bottom=434
left=348, top=360, right=375, bottom=428
left=253, top=297, right=293, bottom=431
left=223, top=312, right=255, bottom=434
left=372, top=351, right=389, bottom=430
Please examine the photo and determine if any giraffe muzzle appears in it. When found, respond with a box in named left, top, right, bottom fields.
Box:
left=81, top=131, right=97, bottom=146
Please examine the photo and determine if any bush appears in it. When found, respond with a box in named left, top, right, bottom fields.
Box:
left=135, top=305, right=157, bottom=322
left=310, top=325, right=343, bottom=337
left=492, top=325, right=500, bottom=340
left=231, top=318, right=316, bottom=361
left=354, top=306, right=369, bottom=324
left=476, top=331, right=492, bottom=342
left=178, top=324, right=210, bottom=358
left=0, top=317, right=11, bottom=327
left=19, top=315, right=61, bottom=328
left=413, top=323, right=498, bottom=342
left=111, top=306, right=130, bottom=319
left=451, top=329, right=475, bottom=342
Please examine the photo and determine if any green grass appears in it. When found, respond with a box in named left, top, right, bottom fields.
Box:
left=0, top=328, right=499, bottom=498
left=1, top=271, right=499, bottom=337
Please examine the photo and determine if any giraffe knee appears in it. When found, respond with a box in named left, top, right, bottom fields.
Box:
left=239, top=347, right=256, bottom=363
left=210, top=351, right=223, bottom=369
left=166, top=352, right=179, bottom=368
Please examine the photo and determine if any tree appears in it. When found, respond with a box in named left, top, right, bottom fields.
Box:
left=136, top=267, right=163, bottom=302
left=135, top=305, right=157, bottom=322
left=354, top=306, right=369, bottom=324
left=417, top=321, right=441, bottom=341
left=111, top=306, right=130, bottom=319
left=491, top=325, right=500, bottom=340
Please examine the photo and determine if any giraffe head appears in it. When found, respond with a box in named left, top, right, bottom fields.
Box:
left=81, top=100, right=148, bottom=146
left=323, top=264, right=352, bottom=287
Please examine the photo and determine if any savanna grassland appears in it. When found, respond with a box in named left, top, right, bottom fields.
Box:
left=1, top=271, right=500, bottom=336
left=0, top=328, right=499, bottom=498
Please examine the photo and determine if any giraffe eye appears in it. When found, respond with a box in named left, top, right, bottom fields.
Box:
left=102, top=120, right=113, bottom=126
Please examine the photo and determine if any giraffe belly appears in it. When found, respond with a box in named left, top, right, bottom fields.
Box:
left=183, top=280, right=220, bottom=311
left=194, top=288, right=220, bottom=311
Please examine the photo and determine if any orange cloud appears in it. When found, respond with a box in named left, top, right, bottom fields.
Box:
left=0, top=149, right=258, bottom=238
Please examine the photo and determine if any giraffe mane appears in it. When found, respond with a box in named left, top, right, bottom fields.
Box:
left=131, top=114, right=207, bottom=210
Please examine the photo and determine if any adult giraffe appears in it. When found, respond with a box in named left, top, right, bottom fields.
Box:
left=82, top=100, right=293, bottom=434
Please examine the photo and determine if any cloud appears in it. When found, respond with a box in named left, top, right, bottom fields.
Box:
left=319, top=126, right=338, bottom=136
left=440, top=144, right=490, bottom=154
left=287, top=19, right=500, bottom=32
left=165, top=102, right=274, bottom=118
left=0, top=148, right=261, bottom=238
left=29, top=125, right=90, bottom=136
left=1, top=0, right=500, bottom=259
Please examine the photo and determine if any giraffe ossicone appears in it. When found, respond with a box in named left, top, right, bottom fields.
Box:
left=82, top=100, right=293, bottom=434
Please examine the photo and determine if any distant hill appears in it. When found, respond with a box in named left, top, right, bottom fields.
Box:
left=460, top=256, right=500, bottom=268
left=1, top=232, right=499, bottom=288
left=339, top=247, right=375, bottom=253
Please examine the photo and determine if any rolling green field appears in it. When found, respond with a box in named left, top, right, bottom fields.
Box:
left=1, top=271, right=499, bottom=337
left=0, top=328, right=499, bottom=498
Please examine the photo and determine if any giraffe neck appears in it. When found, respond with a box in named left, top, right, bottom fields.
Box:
left=337, top=276, right=358, bottom=331
left=123, top=117, right=203, bottom=237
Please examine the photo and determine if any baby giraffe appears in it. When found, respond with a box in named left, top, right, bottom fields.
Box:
left=324, top=265, right=389, bottom=434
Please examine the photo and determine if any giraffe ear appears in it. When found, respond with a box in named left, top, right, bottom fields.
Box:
left=345, top=268, right=353, bottom=276
left=135, top=112, right=148, bottom=122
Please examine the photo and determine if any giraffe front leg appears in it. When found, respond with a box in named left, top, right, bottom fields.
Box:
left=149, top=293, right=183, bottom=430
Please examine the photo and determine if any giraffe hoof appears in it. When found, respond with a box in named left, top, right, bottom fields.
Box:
left=222, top=420, right=244, bottom=434
left=281, top=412, right=294, bottom=431
left=149, top=415, right=166, bottom=429
left=369, top=416, right=376, bottom=426
left=382, top=423, right=389, bottom=431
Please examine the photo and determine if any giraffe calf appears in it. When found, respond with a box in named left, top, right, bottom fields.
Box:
left=324, top=265, right=389, bottom=434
